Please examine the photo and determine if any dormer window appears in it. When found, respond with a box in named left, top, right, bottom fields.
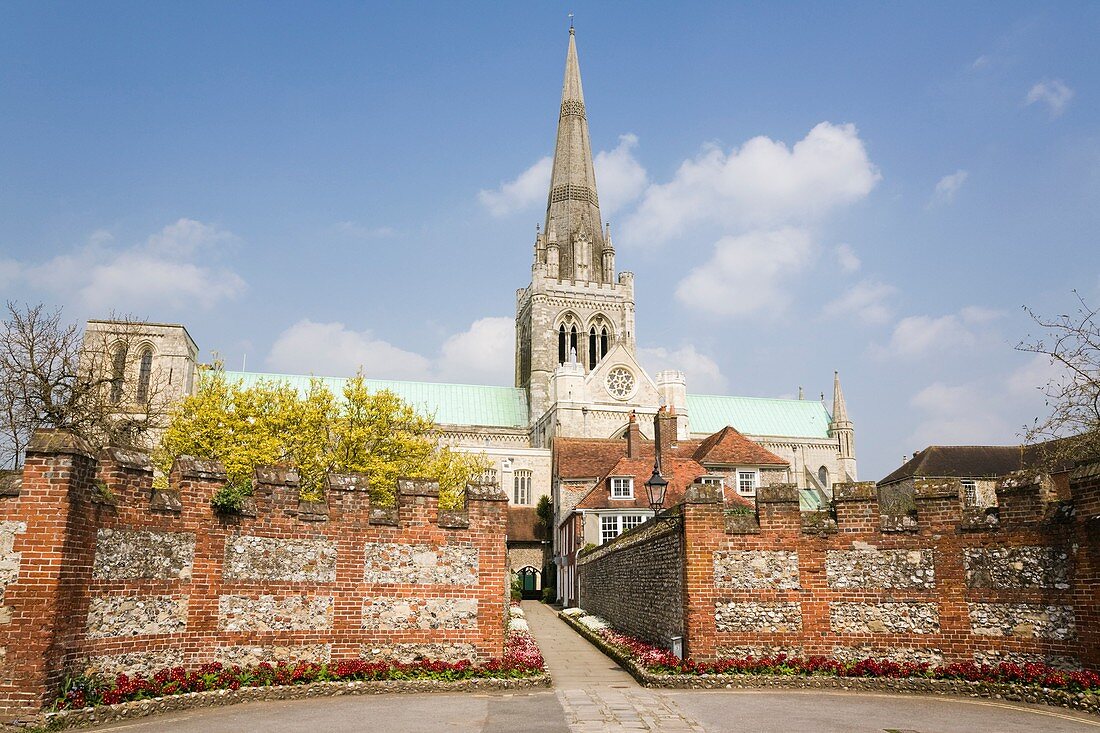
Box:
left=610, top=476, right=634, bottom=499
left=699, top=476, right=723, bottom=487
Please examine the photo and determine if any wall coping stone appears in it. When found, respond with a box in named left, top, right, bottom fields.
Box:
left=104, top=446, right=153, bottom=472
left=1070, top=459, right=1100, bottom=482
left=150, top=489, right=183, bottom=513
left=254, top=465, right=300, bottom=486
left=756, top=484, right=799, bottom=504
left=684, top=483, right=724, bottom=504
left=327, top=473, right=369, bottom=492
left=466, top=484, right=509, bottom=502
left=172, top=456, right=227, bottom=481
left=0, top=473, right=21, bottom=497
left=724, top=514, right=760, bottom=535
left=398, top=478, right=440, bottom=497
left=801, top=510, right=838, bottom=535
left=832, top=482, right=876, bottom=502
left=914, top=478, right=961, bottom=500
left=997, top=470, right=1045, bottom=494
left=439, top=510, right=471, bottom=529
left=25, top=429, right=94, bottom=459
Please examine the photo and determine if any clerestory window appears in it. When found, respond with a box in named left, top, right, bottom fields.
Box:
left=136, top=348, right=153, bottom=403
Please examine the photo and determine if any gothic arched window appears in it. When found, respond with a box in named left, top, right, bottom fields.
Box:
left=818, top=466, right=830, bottom=490
left=558, top=324, right=566, bottom=365
left=588, top=327, right=598, bottom=369
left=569, top=325, right=578, bottom=362
left=600, top=327, right=609, bottom=360
left=109, top=345, right=127, bottom=404
left=136, top=347, right=153, bottom=403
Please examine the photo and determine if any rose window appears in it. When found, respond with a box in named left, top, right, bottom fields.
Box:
left=606, top=367, right=635, bottom=400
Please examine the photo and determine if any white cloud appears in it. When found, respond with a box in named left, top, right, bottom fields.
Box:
left=930, top=170, right=969, bottom=206
left=834, top=243, right=861, bottom=272
left=638, top=344, right=729, bottom=394
left=478, top=156, right=553, bottom=217
left=908, top=381, right=1014, bottom=447
left=823, top=280, right=896, bottom=325
left=623, top=122, right=880, bottom=246
left=436, top=317, right=514, bottom=385
left=675, top=228, right=815, bottom=318
left=880, top=314, right=976, bottom=359
left=17, top=219, right=246, bottom=314
left=266, top=319, right=433, bottom=380
left=266, top=316, right=515, bottom=386
left=593, top=133, right=648, bottom=216
left=1026, top=79, right=1074, bottom=118
left=970, top=55, right=991, bottom=70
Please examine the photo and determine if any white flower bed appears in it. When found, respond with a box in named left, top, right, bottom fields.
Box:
left=562, top=607, right=587, bottom=618
left=578, top=614, right=610, bottom=632
left=509, top=605, right=525, bottom=619
left=508, top=617, right=530, bottom=632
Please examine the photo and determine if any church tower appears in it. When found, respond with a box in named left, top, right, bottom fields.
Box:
left=516, top=27, right=637, bottom=425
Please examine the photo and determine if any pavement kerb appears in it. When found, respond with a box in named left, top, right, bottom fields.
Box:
left=556, top=610, right=1100, bottom=717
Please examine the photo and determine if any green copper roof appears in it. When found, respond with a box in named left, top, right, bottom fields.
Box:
left=220, top=371, right=529, bottom=429
left=686, top=394, right=832, bottom=439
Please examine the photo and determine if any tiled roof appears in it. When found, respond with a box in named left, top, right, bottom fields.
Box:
left=687, top=394, right=832, bottom=438
left=220, top=371, right=529, bottom=429
left=554, top=437, right=633, bottom=479
left=574, top=456, right=754, bottom=511
left=693, top=426, right=788, bottom=466
left=507, top=506, right=543, bottom=543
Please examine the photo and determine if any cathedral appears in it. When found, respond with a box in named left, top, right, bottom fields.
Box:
left=84, top=27, right=857, bottom=604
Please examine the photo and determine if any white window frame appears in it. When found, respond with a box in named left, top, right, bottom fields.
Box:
left=699, top=476, right=724, bottom=486
left=600, top=512, right=648, bottom=544
left=736, top=469, right=759, bottom=496
left=610, top=476, right=634, bottom=499
left=513, top=469, right=532, bottom=505
left=960, top=478, right=977, bottom=505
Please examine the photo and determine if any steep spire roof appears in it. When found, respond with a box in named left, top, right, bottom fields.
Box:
left=544, top=26, right=606, bottom=280
left=831, top=371, right=850, bottom=424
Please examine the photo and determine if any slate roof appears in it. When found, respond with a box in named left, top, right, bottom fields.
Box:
left=220, top=371, right=529, bottom=429
left=879, top=442, right=1071, bottom=485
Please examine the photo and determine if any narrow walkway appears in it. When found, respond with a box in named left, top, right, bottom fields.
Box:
left=523, top=602, right=706, bottom=733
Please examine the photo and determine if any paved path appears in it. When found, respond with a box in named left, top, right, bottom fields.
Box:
left=523, top=601, right=705, bottom=732
left=80, top=603, right=1100, bottom=732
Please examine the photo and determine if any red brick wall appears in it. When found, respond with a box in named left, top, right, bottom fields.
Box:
left=0, top=430, right=508, bottom=719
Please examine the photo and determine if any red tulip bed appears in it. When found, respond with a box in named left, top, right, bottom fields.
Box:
left=55, top=629, right=546, bottom=711
left=573, top=612, right=1100, bottom=694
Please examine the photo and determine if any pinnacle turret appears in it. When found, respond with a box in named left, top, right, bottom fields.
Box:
left=542, top=27, right=607, bottom=282
left=831, top=370, right=850, bottom=425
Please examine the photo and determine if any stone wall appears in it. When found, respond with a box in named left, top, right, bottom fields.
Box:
left=577, top=517, right=684, bottom=649
left=0, top=431, right=509, bottom=719
left=575, top=468, right=1100, bottom=669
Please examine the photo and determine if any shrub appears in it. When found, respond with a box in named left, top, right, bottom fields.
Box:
left=210, top=480, right=251, bottom=514
left=541, top=586, right=556, bottom=603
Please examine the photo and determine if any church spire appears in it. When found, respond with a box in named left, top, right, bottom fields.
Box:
left=830, top=370, right=857, bottom=481
left=831, top=370, right=849, bottom=424
left=543, top=26, right=606, bottom=282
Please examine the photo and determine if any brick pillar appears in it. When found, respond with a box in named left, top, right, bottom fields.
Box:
left=996, top=471, right=1046, bottom=526
left=1069, top=461, right=1100, bottom=668
left=756, top=484, right=800, bottom=532
left=0, top=430, right=97, bottom=719
left=681, top=483, right=723, bottom=661
left=170, top=457, right=227, bottom=665
left=914, top=478, right=963, bottom=529
left=832, top=481, right=878, bottom=533
left=467, top=481, right=510, bottom=659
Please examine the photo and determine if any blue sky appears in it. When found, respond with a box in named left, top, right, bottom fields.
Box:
left=1, top=2, right=1097, bottom=480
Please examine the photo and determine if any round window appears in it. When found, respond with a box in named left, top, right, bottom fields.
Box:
left=606, top=367, right=636, bottom=400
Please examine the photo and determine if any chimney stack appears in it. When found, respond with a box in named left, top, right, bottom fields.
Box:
left=626, top=411, right=642, bottom=458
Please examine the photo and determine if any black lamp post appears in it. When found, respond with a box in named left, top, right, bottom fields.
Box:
left=645, top=463, right=668, bottom=514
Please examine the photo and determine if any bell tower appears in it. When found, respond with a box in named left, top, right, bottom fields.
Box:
left=516, top=27, right=637, bottom=426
